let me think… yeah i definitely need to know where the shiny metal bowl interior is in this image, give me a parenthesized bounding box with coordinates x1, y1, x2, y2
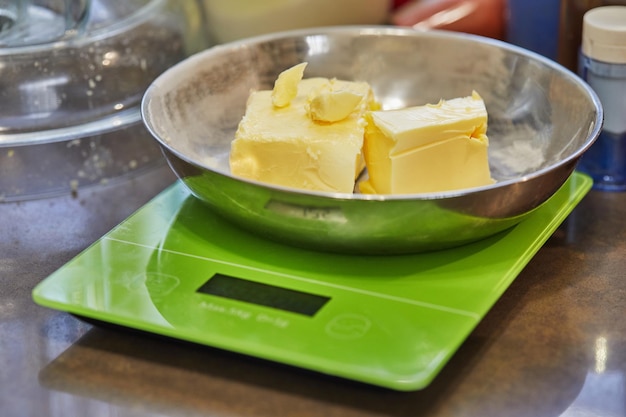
(142, 27, 602, 254)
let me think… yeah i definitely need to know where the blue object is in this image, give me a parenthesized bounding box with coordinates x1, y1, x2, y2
(577, 55, 626, 191)
(506, 0, 561, 60)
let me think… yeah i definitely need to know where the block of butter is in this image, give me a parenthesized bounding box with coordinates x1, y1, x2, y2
(360, 91, 495, 194)
(230, 63, 379, 193)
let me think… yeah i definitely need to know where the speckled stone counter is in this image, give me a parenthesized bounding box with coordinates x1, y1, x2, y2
(1, 163, 625, 417)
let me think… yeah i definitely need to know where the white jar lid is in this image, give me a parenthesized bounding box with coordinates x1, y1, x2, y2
(582, 6, 626, 64)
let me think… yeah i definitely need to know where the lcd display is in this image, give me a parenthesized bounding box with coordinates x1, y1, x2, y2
(197, 274, 330, 316)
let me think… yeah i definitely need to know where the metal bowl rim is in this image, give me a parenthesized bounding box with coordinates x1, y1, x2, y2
(141, 26, 604, 202)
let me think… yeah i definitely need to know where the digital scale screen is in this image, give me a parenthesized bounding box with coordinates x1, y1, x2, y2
(32, 173, 591, 391)
(197, 274, 330, 317)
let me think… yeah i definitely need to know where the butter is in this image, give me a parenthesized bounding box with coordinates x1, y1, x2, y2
(272, 62, 307, 108)
(306, 80, 365, 123)
(230, 65, 378, 193)
(360, 92, 494, 194)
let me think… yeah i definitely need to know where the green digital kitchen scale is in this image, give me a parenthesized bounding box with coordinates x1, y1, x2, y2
(33, 172, 591, 391)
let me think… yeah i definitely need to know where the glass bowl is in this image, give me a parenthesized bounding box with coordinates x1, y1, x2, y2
(0, 0, 210, 201)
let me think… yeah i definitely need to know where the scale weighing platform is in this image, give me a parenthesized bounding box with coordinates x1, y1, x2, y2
(33, 172, 591, 391)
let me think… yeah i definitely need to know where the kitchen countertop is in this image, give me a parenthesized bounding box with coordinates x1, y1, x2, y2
(1, 162, 625, 417)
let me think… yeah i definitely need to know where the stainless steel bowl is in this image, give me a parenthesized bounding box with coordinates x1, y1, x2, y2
(141, 27, 602, 254)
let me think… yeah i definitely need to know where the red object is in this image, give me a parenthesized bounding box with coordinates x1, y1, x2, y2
(391, 0, 505, 40)
(392, 0, 413, 9)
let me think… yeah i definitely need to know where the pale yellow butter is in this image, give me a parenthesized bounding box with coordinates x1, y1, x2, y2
(272, 62, 307, 108)
(306, 80, 365, 123)
(360, 92, 494, 194)
(230, 67, 378, 193)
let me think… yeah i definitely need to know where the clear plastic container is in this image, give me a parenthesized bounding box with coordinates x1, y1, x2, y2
(0, 0, 210, 201)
